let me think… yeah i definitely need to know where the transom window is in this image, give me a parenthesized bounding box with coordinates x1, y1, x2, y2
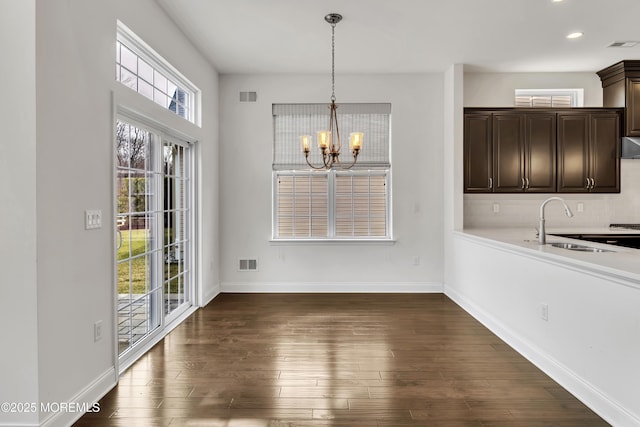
(116, 21, 199, 124)
(515, 88, 584, 108)
(272, 103, 392, 240)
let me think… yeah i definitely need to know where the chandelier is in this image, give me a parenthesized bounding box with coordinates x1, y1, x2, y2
(301, 13, 363, 169)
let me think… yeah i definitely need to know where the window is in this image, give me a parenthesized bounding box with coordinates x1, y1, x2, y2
(515, 88, 584, 108)
(272, 103, 391, 240)
(116, 21, 199, 124)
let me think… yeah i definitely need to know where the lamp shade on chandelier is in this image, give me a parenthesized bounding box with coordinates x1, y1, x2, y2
(301, 13, 362, 169)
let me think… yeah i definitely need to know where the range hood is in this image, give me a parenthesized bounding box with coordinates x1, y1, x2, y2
(621, 137, 640, 159)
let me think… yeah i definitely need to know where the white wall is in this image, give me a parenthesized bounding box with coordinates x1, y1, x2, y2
(464, 72, 603, 107)
(219, 74, 444, 291)
(0, 1, 220, 426)
(0, 1, 39, 426)
(463, 71, 640, 229)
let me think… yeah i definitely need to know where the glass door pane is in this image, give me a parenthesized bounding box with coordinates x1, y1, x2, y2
(163, 141, 192, 320)
(116, 121, 162, 356)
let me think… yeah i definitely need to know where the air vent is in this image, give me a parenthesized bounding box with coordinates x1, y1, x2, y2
(238, 258, 258, 271)
(239, 91, 257, 102)
(607, 41, 639, 48)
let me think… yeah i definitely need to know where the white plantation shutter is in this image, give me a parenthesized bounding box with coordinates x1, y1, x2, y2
(515, 95, 573, 108)
(276, 173, 328, 238)
(335, 172, 388, 237)
(514, 89, 583, 108)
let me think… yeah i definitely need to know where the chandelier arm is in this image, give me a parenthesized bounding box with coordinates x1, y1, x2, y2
(305, 152, 330, 170)
(331, 102, 341, 153)
(324, 151, 335, 168)
(340, 151, 360, 170)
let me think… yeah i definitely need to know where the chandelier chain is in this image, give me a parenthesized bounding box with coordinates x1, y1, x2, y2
(331, 21, 336, 102)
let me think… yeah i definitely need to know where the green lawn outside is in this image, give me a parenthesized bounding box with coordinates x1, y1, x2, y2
(118, 229, 183, 295)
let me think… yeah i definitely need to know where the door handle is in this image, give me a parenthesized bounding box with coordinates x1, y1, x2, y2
(489, 177, 493, 189)
(522, 177, 526, 189)
(116, 230, 123, 250)
(590, 178, 595, 189)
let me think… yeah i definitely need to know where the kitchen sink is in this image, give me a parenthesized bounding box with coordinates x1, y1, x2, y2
(548, 242, 614, 253)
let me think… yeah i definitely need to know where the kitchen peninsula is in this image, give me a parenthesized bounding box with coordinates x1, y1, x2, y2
(447, 226, 640, 427)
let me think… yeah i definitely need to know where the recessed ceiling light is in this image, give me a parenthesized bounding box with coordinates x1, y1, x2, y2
(567, 32, 584, 39)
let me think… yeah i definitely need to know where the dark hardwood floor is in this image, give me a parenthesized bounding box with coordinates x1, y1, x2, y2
(74, 293, 609, 426)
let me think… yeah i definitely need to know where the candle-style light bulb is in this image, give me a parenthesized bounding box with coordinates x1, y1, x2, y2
(349, 132, 363, 152)
(317, 131, 331, 151)
(300, 135, 311, 153)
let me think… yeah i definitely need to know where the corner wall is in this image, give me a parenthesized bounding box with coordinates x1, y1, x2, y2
(0, 1, 39, 425)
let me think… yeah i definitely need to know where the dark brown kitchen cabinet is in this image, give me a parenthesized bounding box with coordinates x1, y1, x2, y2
(626, 77, 640, 136)
(464, 112, 492, 192)
(464, 109, 555, 193)
(464, 108, 621, 194)
(493, 112, 556, 193)
(597, 60, 640, 136)
(557, 111, 620, 193)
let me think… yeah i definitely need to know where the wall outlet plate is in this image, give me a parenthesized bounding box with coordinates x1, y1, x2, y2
(541, 303, 549, 321)
(94, 320, 103, 342)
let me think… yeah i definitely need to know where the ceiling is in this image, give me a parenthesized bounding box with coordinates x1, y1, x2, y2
(155, 0, 640, 74)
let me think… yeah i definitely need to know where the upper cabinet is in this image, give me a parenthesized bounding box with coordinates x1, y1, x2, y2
(464, 108, 621, 194)
(492, 112, 556, 193)
(464, 112, 493, 193)
(597, 60, 640, 136)
(557, 111, 620, 193)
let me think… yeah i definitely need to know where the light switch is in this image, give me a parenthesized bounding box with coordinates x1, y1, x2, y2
(85, 210, 102, 230)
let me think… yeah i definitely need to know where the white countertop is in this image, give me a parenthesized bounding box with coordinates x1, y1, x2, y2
(455, 227, 640, 286)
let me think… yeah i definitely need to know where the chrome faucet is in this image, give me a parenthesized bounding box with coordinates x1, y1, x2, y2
(539, 197, 574, 244)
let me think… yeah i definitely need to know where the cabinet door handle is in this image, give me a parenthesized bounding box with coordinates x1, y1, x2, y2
(525, 177, 530, 189)
(591, 178, 595, 189)
(522, 177, 526, 189)
(586, 178, 591, 189)
(489, 177, 493, 189)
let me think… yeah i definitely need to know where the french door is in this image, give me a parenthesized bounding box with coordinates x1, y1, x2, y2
(115, 118, 193, 360)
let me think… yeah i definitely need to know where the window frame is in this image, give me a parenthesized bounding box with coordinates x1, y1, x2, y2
(272, 168, 393, 242)
(116, 20, 201, 126)
(514, 88, 584, 108)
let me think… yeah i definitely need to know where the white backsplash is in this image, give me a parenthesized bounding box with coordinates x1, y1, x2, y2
(464, 160, 640, 229)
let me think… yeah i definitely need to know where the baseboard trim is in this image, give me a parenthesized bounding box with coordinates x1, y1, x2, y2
(220, 282, 443, 293)
(202, 282, 221, 306)
(40, 366, 116, 427)
(444, 284, 640, 427)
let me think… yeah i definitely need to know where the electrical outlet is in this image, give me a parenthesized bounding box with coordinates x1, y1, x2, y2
(577, 202, 584, 213)
(94, 320, 103, 342)
(492, 203, 500, 213)
(412, 256, 421, 266)
(540, 303, 549, 321)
